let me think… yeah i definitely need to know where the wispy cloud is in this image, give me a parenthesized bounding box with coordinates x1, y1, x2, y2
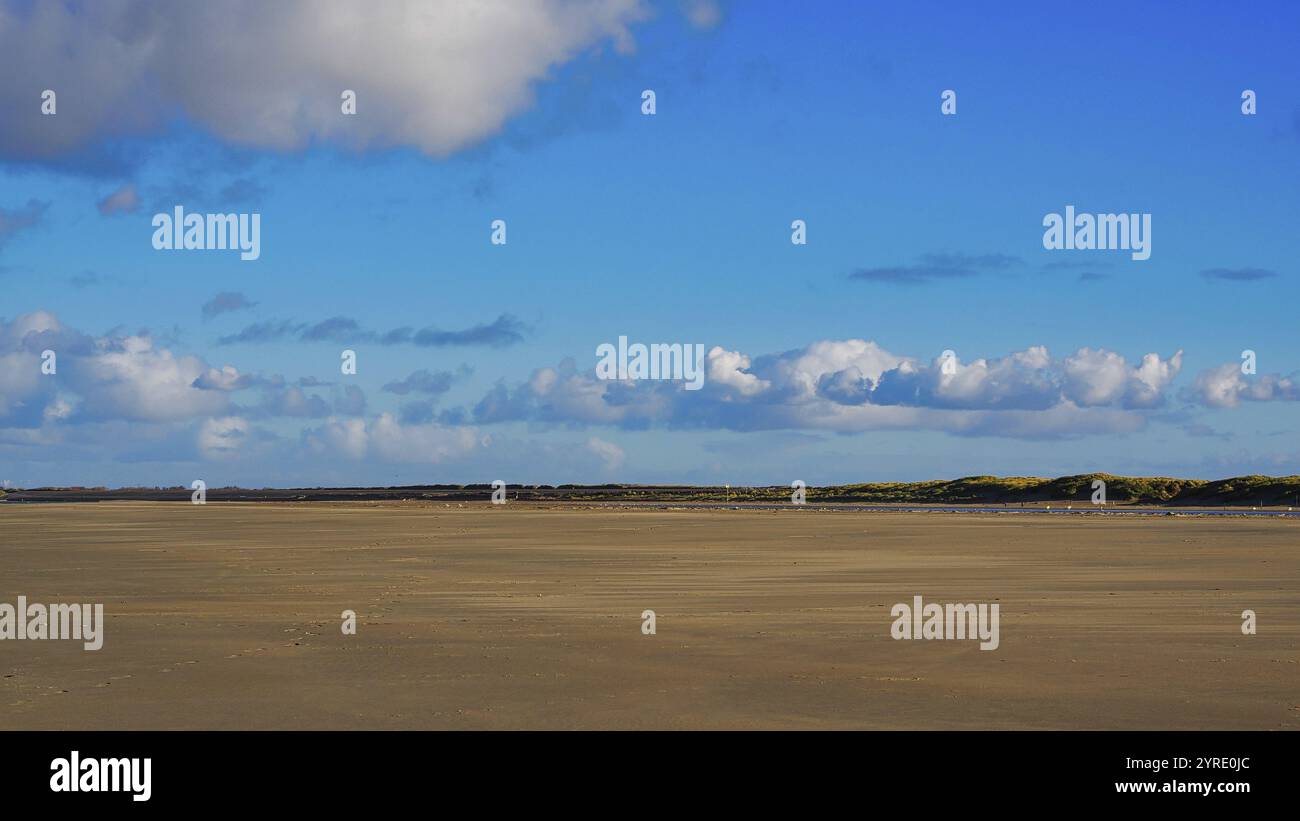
(96, 183, 140, 216)
(850, 252, 1021, 285)
(382, 366, 472, 396)
(0, 199, 49, 248)
(216, 320, 303, 345)
(1200, 267, 1279, 281)
(217, 314, 528, 348)
(218, 177, 267, 204)
(201, 291, 257, 320)
(301, 317, 367, 343)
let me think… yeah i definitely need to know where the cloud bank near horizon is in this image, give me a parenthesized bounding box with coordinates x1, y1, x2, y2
(4, 310, 1293, 481)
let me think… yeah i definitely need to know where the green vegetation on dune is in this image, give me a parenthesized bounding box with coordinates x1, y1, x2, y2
(1167, 475, 1300, 507)
(802, 473, 1300, 506)
(651, 473, 1300, 506)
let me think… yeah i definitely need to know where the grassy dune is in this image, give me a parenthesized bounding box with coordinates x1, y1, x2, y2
(613, 473, 1300, 506)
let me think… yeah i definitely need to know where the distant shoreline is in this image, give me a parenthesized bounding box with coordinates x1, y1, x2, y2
(4, 473, 1299, 508)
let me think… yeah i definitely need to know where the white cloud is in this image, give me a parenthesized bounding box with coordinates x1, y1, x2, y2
(0, 0, 649, 161)
(71, 335, 231, 422)
(1062, 347, 1182, 408)
(0, 312, 365, 429)
(472, 339, 1188, 439)
(681, 0, 722, 29)
(586, 436, 626, 470)
(198, 416, 250, 458)
(922, 346, 1056, 409)
(371, 413, 480, 463)
(304, 413, 480, 464)
(305, 417, 369, 460)
(0, 313, 230, 424)
(772, 339, 908, 401)
(1128, 350, 1184, 407)
(1189, 362, 1299, 408)
(706, 346, 769, 397)
(0, 309, 63, 346)
(193, 365, 248, 392)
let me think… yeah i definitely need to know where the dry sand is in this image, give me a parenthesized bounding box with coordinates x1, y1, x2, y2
(1, 501, 1297, 729)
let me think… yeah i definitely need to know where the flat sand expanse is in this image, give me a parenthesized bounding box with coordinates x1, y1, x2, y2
(2, 502, 1297, 729)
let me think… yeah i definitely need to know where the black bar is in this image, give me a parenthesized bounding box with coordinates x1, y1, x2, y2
(2, 730, 1285, 809)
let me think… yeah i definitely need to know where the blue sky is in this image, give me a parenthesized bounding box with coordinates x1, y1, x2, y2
(1, 0, 1298, 488)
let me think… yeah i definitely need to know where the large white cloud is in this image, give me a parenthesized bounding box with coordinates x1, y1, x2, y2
(0, 311, 82, 423)
(472, 339, 1187, 438)
(0, 0, 648, 162)
(1062, 347, 1183, 408)
(1188, 362, 1300, 408)
(0, 311, 320, 426)
(769, 339, 905, 401)
(66, 335, 231, 422)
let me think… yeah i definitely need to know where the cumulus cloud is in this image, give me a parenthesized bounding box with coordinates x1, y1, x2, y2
(1061, 348, 1183, 409)
(707, 347, 770, 397)
(0, 328, 54, 421)
(777, 339, 904, 400)
(68, 334, 233, 422)
(470, 338, 1185, 438)
(198, 416, 250, 458)
(0, 0, 648, 164)
(0, 311, 502, 476)
(192, 365, 250, 392)
(0, 311, 340, 427)
(0, 312, 234, 426)
(0, 308, 1243, 479)
(1187, 363, 1300, 408)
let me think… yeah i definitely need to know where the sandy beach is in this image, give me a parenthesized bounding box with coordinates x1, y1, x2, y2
(2, 502, 1296, 729)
